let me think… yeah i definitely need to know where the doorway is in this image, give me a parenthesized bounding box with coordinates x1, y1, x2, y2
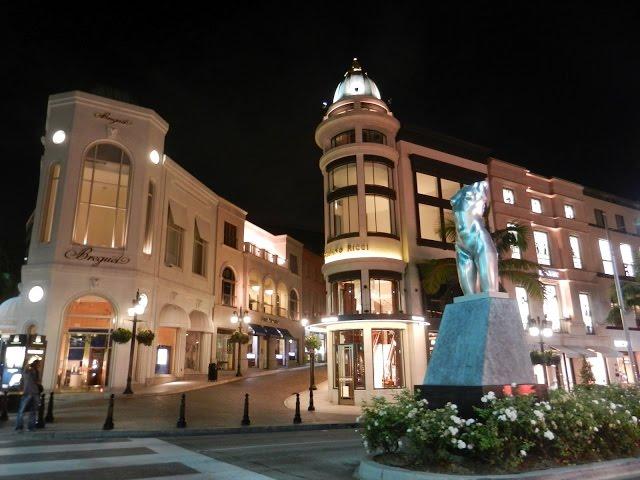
(337, 344, 355, 405)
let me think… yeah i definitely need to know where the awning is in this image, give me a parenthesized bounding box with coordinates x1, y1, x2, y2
(195, 216, 211, 242)
(158, 304, 190, 329)
(188, 310, 214, 333)
(588, 346, 623, 358)
(551, 345, 596, 358)
(277, 328, 295, 340)
(168, 200, 188, 229)
(263, 326, 282, 337)
(248, 324, 267, 336)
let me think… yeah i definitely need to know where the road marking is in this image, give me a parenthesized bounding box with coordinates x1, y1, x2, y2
(196, 438, 362, 452)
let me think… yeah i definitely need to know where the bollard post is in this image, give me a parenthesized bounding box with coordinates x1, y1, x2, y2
(176, 393, 187, 428)
(308, 387, 315, 411)
(45, 392, 54, 423)
(103, 394, 115, 430)
(241, 393, 251, 426)
(293, 392, 302, 424)
(36, 393, 46, 429)
(0, 392, 8, 421)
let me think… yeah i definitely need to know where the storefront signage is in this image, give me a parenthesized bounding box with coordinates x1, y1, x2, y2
(94, 112, 133, 126)
(324, 242, 369, 258)
(65, 247, 130, 267)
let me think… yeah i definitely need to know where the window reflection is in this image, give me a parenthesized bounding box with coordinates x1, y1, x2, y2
(331, 279, 361, 314)
(369, 278, 399, 314)
(334, 329, 365, 389)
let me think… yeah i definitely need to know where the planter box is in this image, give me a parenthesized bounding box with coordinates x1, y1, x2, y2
(357, 456, 640, 480)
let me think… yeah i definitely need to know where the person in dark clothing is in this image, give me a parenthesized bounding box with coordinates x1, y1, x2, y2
(15, 359, 42, 431)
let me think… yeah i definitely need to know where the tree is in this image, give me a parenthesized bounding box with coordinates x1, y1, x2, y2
(579, 355, 596, 385)
(606, 252, 640, 327)
(418, 220, 545, 305)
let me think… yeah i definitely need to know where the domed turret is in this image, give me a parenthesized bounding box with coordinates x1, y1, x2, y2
(332, 58, 381, 103)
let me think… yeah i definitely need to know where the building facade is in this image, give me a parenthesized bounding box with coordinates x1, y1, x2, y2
(0, 91, 318, 391)
(314, 59, 640, 405)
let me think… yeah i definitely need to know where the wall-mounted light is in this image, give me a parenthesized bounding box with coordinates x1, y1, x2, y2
(52, 130, 66, 144)
(149, 150, 160, 165)
(28, 286, 44, 303)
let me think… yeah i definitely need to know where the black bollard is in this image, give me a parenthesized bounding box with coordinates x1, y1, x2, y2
(36, 393, 46, 429)
(0, 392, 8, 421)
(103, 394, 115, 430)
(308, 387, 315, 412)
(241, 393, 251, 426)
(176, 393, 187, 428)
(293, 393, 302, 424)
(45, 392, 54, 423)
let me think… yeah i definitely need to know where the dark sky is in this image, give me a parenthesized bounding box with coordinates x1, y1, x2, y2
(3, 3, 640, 270)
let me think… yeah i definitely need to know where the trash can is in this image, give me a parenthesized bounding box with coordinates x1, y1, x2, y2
(208, 363, 218, 382)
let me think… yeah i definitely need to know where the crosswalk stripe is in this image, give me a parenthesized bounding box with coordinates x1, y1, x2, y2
(0, 440, 135, 456)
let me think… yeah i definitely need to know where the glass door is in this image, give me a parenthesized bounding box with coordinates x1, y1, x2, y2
(337, 344, 355, 405)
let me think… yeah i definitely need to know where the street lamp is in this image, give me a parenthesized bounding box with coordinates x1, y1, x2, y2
(230, 307, 251, 377)
(528, 316, 553, 387)
(123, 290, 147, 395)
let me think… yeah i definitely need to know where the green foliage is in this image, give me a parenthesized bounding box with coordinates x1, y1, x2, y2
(304, 335, 322, 351)
(580, 356, 596, 385)
(606, 251, 640, 326)
(530, 350, 560, 366)
(230, 331, 250, 344)
(135, 329, 155, 346)
(359, 386, 640, 472)
(111, 327, 132, 344)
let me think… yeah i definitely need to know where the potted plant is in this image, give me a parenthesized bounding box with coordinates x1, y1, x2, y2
(230, 331, 250, 344)
(136, 329, 155, 346)
(530, 350, 559, 366)
(111, 327, 132, 344)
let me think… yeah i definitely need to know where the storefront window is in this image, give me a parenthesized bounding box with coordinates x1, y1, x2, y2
(372, 329, 404, 389)
(333, 330, 365, 389)
(155, 327, 176, 374)
(369, 278, 399, 314)
(331, 278, 362, 314)
(184, 332, 201, 373)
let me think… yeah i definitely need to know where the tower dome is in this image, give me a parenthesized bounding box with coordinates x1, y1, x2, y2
(332, 58, 381, 103)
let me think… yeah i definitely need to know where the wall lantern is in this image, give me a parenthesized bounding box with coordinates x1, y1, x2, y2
(149, 150, 160, 165)
(52, 130, 66, 144)
(28, 286, 45, 303)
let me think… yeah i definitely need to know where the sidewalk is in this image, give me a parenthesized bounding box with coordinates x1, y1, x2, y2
(284, 381, 361, 416)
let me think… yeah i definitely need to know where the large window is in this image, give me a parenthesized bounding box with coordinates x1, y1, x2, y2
(620, 243, 634, 276)
(142, 182, 155, 254)
(534, 231, 551, 265)
(569, 235, 582, 269)
(73, 143, 130, 248)
(192, 222, 207, 276)
(415, 172, 464, 244)
(223, 222, 237, 249)
(329, 196, 359, 238)
(372, 329, 404, 389)
(333, 330, 365, 389)
(598, 239, 614, 274)
(330, 130, 356, 148)
(616, 214, 626, 232)
(328, 161, 357, 191)
(564, 204, 575, 219)
(416, 173, 438, 197)
(165, 206, 183, 267)
(418, 204, 441, 241)
(531, 198, 542, 214)
(221, 267, 235, 306)
(579, 293, 594, 335)
(543, 284, 561, 332)
(362, 129, 386, 144)
(502, 188, 515, 205)
(369, 277, 400, 314)
(364, 158, 393, 187)
(508, 222, 521, 259)
(365, 195, 396, 235)
(514, 287, 530, 329)
(594, 209, 606, 227)
(40, 163, 61, 243)
(289, 290, 298, 320)
(331, 277, 362, 314)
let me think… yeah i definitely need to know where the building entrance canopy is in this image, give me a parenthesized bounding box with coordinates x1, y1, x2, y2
(550, 345, 596, 358)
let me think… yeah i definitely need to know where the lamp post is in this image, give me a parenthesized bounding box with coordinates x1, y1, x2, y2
(301, 318, 317, 390)
(123, 290, 147, 395)
(231, 307, 251, 377)
(528, 316, 553, 387)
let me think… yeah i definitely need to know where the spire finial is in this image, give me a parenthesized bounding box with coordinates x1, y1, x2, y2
(350, 57, 362, 73)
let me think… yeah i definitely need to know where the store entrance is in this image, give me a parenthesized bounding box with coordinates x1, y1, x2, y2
(58, 295, 114, 390)
(337, 344, 355, 405)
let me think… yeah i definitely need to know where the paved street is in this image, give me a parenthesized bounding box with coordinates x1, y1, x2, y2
(0, 429, 364, 479)
(0, 366, 357, 434)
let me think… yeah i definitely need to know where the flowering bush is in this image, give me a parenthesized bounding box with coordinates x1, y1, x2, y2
(359, 385, 640, 472)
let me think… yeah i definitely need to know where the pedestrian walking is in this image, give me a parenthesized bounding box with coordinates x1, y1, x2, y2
(15, 359, 42, 432)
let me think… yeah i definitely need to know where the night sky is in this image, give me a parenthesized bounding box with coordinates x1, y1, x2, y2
(3, 3, 640, 276)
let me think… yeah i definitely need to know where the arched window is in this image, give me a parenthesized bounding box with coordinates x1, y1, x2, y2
(73, 143, 131, 248)
(41, 163, 61, 243)
(221, 267, 235, 306)
(289, 290, 298, 320)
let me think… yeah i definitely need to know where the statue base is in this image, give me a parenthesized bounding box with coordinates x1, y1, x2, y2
(417, 293, 542, 416)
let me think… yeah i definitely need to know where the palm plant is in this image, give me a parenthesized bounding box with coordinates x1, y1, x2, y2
(418, 220, 545, 306)
(605, 253, 640, 326)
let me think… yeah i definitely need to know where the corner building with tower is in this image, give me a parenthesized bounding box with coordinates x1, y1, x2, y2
(314, 59, 640, 406)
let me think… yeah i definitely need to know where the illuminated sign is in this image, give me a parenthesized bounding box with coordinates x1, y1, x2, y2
(324, 242, 369, 257)
(65, 247, 130, 267)
(323, 239, 403, 264)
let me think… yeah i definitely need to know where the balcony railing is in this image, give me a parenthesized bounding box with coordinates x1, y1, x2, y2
(243, 242, 288, 268)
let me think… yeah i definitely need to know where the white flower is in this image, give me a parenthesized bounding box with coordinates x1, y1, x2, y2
(356, 416, 361, 422)
(530, 420, 537, 425)
(466, 418, 475, 426)
(535, 428, 540, 433)
(450, 415, 463, 425)
(451, 439, 457, 445)
(398, 440, 403, 448)
(467, 443, 474, 450)
(406, 428, 412, 433)
(487, 391, 496, 400)
(543, 403, 551, 411)
(505, 407, 518, 421)
(592, 400, 599, 405)
(533, 410, 545, 420)
(498, 414, 507, 421)
(520, 450, 527, 457)
(511, 382, 517, 387)
(448, 426, 459, 436)
(419, 399, 428, 406)
(610, 403, 617, 411)
(543, 430, 555, 440)
(457, 440, 466, 449)
(593, 427, 599, 432)
(449, 403, 458, 411)
(633, 416, 638, 424)
(481, 395, 488, 403)
(363, 440, 369, 448)
(374, 420, 379, 426)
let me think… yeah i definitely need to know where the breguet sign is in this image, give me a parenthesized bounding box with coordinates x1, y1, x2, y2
(94, 112, 133, 126)
(324, 242, 369, 258)
(65, 247, 130, 267)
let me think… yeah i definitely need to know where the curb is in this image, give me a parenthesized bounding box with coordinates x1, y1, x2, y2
(1, 422, 359, 441)
(356, 456, 640, 480)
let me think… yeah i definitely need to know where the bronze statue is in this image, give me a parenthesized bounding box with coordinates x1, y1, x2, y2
(450, 180, 499, 295)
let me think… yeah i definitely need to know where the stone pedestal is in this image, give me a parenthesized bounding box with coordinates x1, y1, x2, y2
(416, 293, 541, 416)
